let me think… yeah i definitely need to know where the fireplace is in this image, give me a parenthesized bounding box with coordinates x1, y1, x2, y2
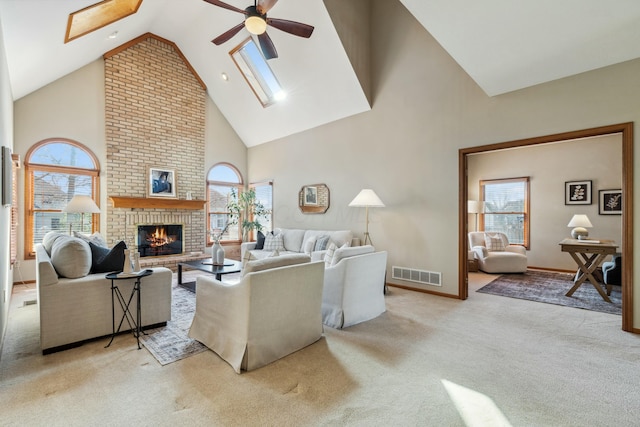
(137, 224, 184, 257)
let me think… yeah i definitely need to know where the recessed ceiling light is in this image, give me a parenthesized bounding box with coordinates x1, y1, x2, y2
(108, 31, 118, 39)
(221, 72, 229, 81)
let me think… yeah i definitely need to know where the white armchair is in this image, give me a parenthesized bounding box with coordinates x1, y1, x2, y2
(321, 247, 387, 329)
(188, 255, 325, 373)
(468, 232, 527, 273)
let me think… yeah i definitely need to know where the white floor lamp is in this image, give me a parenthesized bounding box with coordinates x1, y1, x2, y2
(63, 195, 101, 234)
(349, 189, 385, 246)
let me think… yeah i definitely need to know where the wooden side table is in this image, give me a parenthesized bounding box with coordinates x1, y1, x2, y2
(105, 269, 153, 349)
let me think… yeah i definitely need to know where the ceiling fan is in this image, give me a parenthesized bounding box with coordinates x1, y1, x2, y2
(203, 0, 314, 60)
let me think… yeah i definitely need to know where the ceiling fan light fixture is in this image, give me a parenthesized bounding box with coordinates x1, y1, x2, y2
(245, 15, 267, 35)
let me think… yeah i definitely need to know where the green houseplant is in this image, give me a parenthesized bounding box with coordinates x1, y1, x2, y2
(227, 188, 270, 241)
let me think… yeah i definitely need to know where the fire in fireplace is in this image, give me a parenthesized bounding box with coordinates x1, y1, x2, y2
(137, 224, 184, 257)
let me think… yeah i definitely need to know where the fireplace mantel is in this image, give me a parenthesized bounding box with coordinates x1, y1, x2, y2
(109, 196, 205, 210)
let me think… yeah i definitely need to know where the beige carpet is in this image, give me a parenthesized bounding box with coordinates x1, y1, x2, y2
(1, 271, 639, 426)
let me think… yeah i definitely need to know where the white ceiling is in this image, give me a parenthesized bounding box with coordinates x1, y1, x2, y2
(2, 0, 640, 147)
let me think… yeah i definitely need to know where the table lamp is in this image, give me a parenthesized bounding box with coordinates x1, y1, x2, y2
(468, 200, 479, 231)
(567, 214, 592, 239)
(349, 189, 385, 245)
(63, 195, 101, 234)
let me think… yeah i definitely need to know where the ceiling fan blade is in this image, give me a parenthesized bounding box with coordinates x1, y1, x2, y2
(257, 0, 278, 15)
(258, 32, 278, 60)
(202, 0, 246, 14)
(212, 22, 245, 45)
(266, 18, 314, 38)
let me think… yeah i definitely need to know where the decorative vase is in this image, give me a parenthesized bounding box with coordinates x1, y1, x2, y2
(132, 251, 141, 272)
(216, 244, 225, 265)
(212, 241, 224, 265)
(122, 249, 133, 274)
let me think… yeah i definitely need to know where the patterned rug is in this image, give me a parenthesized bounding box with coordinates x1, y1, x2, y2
(477, 270, 622, 315)
(140, 286, 206, 365)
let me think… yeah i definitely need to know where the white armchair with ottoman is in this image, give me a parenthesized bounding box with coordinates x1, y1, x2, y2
(188, 254, 325, 373)
(320, 245, 387, 329)
(468, 231, 528, 273)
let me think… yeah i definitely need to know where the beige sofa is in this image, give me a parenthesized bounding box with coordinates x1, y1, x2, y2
(189, 254, 324, 373)
(36, 239, 172, 354)
(241, 228, 354, 261)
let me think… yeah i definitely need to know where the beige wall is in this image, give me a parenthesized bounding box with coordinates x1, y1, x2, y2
(468, 134, 623, 270)
(248, 0, 640, 326)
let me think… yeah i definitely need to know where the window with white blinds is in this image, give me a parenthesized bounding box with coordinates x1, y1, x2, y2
(480, 177, 530, 248)
(250, 181, 273, 234)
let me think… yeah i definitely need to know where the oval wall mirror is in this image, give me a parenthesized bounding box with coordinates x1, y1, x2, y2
(298, 184, 330, 214)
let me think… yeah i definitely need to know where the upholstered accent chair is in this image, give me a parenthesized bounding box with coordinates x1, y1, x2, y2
(468, 232, 528, 274)
(602, 253, 622, 295)
(188, 255, 325, 373)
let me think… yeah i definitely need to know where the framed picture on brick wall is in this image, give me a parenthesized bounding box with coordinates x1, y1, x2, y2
(148, 167, 177, 198)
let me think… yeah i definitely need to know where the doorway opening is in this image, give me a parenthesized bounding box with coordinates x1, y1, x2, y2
(459, 123, 634, 332)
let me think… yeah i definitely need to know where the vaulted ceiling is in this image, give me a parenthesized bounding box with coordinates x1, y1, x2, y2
(2, 0, 640, 147)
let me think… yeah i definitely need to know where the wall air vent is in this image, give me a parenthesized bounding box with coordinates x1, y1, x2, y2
(392, 266, 442, 287)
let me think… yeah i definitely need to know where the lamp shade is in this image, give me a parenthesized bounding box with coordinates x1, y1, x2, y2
(468, 200, 479, 214)
(349, 189, 385, 207)
(63, 195, 100, 213)
(567, 214, 592, 228)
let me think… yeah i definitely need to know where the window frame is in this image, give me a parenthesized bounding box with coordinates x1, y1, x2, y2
(206, 162, 243, 245)
(24, 138, 100, 259)
(249, 180, 273, 238)
(479, 176, 530, 249)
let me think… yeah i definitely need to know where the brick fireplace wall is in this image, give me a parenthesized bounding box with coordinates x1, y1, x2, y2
(104, 35, 207, 262)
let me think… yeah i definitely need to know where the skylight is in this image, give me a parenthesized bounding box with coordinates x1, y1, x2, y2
(230, 38, 286, 108)
(65, 0, 142, 43)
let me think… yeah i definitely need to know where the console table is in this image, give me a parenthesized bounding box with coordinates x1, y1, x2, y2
(105, 269, 153, 349)
(559, 238, 617, 303)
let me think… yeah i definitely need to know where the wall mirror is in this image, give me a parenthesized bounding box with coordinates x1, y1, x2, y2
(299, 184, 330, 214)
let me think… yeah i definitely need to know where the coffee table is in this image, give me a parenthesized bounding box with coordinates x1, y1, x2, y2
(178, 259, 242, 292)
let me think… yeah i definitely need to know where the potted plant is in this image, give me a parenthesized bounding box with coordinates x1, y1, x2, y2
(227, 188, 270, 241)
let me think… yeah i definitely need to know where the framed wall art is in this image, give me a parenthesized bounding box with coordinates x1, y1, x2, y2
(298, 184, 330, 214)
(599, 189, 622, 215)
(303, 185, 318, 206)
(565, 180, 592, 205)
(148, 167, 177, 198)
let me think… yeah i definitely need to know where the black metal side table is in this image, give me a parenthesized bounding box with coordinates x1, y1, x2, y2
(105, 269, 153, 349)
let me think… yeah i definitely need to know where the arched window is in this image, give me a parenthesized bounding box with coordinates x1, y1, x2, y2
(24, 139, 100, 258)
(207, 163, 243, 244)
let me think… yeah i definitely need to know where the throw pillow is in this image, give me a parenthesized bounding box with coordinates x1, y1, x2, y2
(255, 231, 266, 250)
(50, 236, 92, 279)
(331, 244, 371, 267)
(73, 231, 108, 248)
(303, 236, 317, 255)
(89, 241, 127, 273)
(42, 231, 69, 255)
(314, 235, 330, 251)
(263, 232, 285, 251)
(324, 242, 337, 267)
(242, 249, 256, 266)
(484, 234, 506, 252)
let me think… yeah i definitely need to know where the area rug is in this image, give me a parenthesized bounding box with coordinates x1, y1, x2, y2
(140, 286, 206, 365)
(477, 270, 622, 315)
